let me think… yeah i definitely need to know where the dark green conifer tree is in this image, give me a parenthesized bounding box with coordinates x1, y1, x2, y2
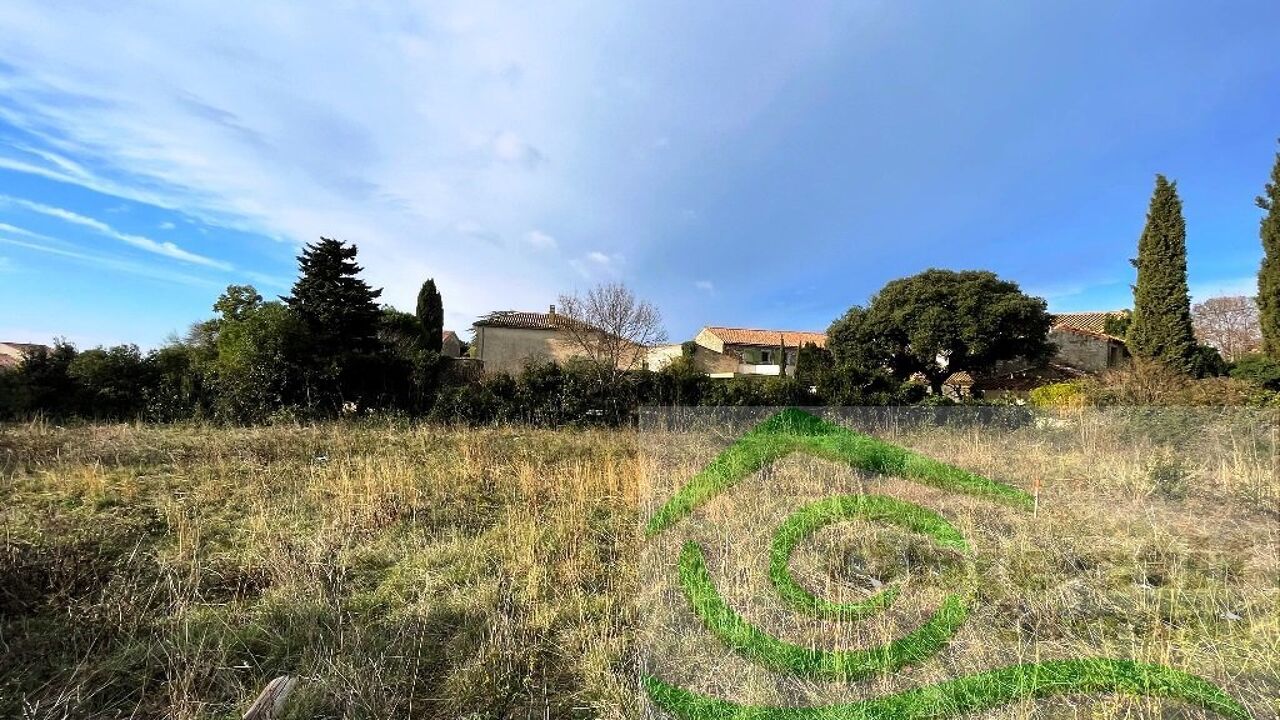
(1257, 141, 1280, 357)
(416, 279, 444, 352)
(283, 238, 383, 410)
(1127, 175, 1198, 372)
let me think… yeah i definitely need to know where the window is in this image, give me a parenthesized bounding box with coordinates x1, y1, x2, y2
(758, 349, 772, 364)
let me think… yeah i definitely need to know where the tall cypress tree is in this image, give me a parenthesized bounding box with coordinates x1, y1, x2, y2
(1127, 175, 1198, 372)
(1258, 140, 1280, 357)
(416, 279, 444, 353)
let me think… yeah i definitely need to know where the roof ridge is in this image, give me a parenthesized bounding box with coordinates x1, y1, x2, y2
(704, 325, 826, 334)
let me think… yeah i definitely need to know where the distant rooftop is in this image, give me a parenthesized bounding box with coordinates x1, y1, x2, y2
(473, 309, 576, 331)
(0, 341, 51, 369)
(702, 326, 827, 348)
(1050, 310, 1128, 340)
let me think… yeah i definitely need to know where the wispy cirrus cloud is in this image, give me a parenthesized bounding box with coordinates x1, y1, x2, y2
(0, 3, 842, 338)
(0, 195, 230, 269)
(0, 234, 219, 288)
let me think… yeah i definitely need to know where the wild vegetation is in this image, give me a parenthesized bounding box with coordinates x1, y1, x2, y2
(642, 410, 1257, 718)
(2, 407, 1275, 718)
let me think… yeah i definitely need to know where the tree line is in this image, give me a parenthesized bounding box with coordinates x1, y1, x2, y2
(3, 143, 1279, 423)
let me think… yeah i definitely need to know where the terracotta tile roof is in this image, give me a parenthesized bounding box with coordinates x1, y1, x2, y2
(442, 330, 460, 342)
(473, 310, 580, 330)
(702, 326, 827, 348)
(1050, 310, 1129, 342)
(943, 371, 974, 386)
(1051, 324, 1125, 343)
(1050, 311, 1126, 334)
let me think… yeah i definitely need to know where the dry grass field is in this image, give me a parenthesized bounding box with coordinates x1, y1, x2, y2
(1, 410, 1276, 719)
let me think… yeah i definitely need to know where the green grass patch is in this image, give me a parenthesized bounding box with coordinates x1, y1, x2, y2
(770, 494, 966, 620)
(642, 657, 1251, 720)
(679, 541, 969, 681)
(645, 409, 1031, 537)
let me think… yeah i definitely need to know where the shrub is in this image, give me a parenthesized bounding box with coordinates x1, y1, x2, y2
(1190, 344, 1229, 378)
(1230, 353, 1280, 390)
(1081, 359, 1275, 407)
(1028, 382, 1085, 408)
(653, 356, 708, 406)
(1147, 455, 1190, 499)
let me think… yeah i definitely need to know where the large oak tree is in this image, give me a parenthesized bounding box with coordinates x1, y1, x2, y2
(827, 268, 1052, 393)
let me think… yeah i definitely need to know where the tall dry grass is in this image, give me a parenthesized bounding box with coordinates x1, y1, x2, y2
(1, 410, 1276, 719)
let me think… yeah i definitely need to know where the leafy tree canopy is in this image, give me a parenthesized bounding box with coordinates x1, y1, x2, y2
(213, 284, 263, 323)
(827, 269, 1052, 390)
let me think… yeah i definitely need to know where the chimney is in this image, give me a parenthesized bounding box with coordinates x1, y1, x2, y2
(549, 304, 556, 315)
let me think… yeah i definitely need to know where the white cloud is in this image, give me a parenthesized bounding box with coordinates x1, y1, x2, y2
(0, 195, 230, 269)
(571, 250, 625, 279)
(490, 130, 545, 168)
(0, 221, 57, 242)
(0, 235, 219, 288)
(525, 229, 557, 250)
(159, 221, 176, 230)
(695, 279, 714, 292)
(0, 3, 836, 329)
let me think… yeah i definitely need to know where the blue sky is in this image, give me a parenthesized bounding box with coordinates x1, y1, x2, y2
(0, 2, 1277, 348)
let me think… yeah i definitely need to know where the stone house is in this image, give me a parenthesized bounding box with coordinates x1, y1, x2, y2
(441, 330, 463, 358)
(1049, 311, 1129, 373)
(644, 342, 739, 375)
(649, 326, 827, 378)
(471, 306, 642, 375)
(937, 311, 1127, 399)
(0, 342, 49, 370)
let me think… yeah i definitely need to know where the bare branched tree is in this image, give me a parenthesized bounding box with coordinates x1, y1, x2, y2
(557, 282, 666, 380)
(1191, 295, 1262, 362)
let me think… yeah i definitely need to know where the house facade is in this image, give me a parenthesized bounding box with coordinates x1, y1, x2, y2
(471, 306, 643, 375)
(471, 308, 585, 374)
(1049, 311, 1129, 373)
(441, 330, 463, 358)
(644, 342, 739, 375)
(647, 326, 826, 378)
(0, 342, 49, 370)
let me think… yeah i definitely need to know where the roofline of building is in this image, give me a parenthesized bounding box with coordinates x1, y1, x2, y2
(702, 325, 827, 335)
(1050, 322, 1125, 343)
